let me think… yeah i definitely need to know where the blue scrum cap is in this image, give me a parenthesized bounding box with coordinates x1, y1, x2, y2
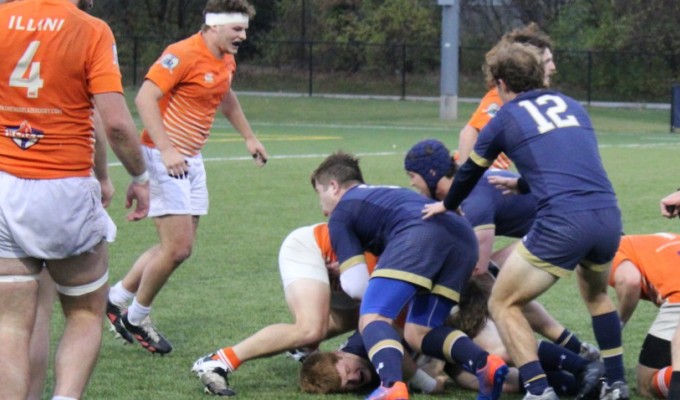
(404, 139, 453, 199)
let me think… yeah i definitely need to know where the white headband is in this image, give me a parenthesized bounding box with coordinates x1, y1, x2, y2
(205, 12, 249, 26)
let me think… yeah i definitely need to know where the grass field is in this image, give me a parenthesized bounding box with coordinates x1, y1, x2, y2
(42, 94, 680, 399)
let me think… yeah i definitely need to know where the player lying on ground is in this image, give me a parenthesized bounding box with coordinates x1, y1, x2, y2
(299, 275, 604, 399)
(191, 223, 374, 396)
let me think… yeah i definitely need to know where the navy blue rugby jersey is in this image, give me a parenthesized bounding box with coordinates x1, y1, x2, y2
(328, 184, 471, 265)
(339, 330, 367, 358)
(471, 89, 618, 214)
(462, 169, 536, 238)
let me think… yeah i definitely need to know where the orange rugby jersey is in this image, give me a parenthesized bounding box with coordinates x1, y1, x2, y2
(315, 223, 405, 326)
(0, 0, 123, 179)
(313, 223, 377, 275)
(140, 32, 236, 156)
(610, 233, 680, 305)
(467, 87, 511, 170)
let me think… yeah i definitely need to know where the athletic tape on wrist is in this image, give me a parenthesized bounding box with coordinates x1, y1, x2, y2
(408, 368, 437, 393)
(132, 170, 149, 184)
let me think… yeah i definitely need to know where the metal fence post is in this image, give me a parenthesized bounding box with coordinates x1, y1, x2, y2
(671, 84, 680, 132)
(133, 36, 138, 88)
(438, 0, 459, 120)
(587, 50, 592, 106)
(401, 43, 406, 100)
(308, 40, 313, 97)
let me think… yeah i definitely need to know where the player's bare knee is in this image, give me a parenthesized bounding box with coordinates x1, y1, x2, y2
(358, 313, 389, 332)
(296, 325, 327, 345)
(403, 328, 425, 353)
(488, 294, 506, 320)
(169, 245, 192, 265)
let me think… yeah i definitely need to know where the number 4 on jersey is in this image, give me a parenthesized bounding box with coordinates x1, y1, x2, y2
(10, 41, 44, 98)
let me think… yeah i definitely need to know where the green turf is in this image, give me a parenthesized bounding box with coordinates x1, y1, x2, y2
(41, 94, 680, 399)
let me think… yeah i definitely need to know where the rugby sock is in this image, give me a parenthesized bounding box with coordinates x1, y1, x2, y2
(215, 347, 241, 371)
(420, 326, 487, 373)
(362, 320, 404, 387)
(126, 298, 151, 326)
(408, 368, 437, 393)
(668, 371, 680, 399)
(52, 397, 78, 400)
(519, 361, 549, 395)
(592, 311, 625, 384)
(537, 340, 589, 374)
(554, 328, 583, 354)
(652, 366, 672, 398)
(109, 281, 134, 306)
(545, 370, 578, 396)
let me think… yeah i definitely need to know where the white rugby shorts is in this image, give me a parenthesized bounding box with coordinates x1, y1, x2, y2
(649, 302, 680, 341)
(144, 146, 209, 217)
(105, 211, 117, 243)
(0, 171, 108, 259)
(278, 224, 358, 310)
(279, 224, 330, 287)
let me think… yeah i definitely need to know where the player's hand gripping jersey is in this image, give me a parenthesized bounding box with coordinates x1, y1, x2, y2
(461, 169, 536, 238)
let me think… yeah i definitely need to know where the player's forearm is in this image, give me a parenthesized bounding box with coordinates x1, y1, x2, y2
(458, 124, 479, 165)
(94, 93, 146, 177)
(221, 90, 256, 141)
(108, 132, 147, 178)
(473, 229, 495, 276)
(92, 111, 109, 181)
(227, 110, 255, 141)
(136, 98, 174, 152)
(615, 285, 640, 325)
(443, 159, 486, 210)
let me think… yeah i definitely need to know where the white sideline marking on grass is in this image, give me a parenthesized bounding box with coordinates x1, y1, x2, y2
(600, 142, 680, 149)
(108, 142, 680, 167)
(108, 151, 400, 167)
(204, 151, 400, 163)
(211, 121, 451, 132)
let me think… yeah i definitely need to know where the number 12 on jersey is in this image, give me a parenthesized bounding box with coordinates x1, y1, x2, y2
(518, 95, 579, 134)
(10, 41, 44, 98)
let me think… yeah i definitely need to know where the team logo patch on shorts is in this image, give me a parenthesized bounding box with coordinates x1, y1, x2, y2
(159, 53, 179, 72)
(4, 120, 44, 150)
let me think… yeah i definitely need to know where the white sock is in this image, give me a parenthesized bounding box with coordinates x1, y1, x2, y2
(127, 298, 151, 326)
(109, 281, 134, 307)
(52, 396, 78, 400)
(408, 368, 437, 393)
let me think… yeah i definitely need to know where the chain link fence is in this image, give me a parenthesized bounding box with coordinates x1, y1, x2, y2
(117, 35, 678, 104)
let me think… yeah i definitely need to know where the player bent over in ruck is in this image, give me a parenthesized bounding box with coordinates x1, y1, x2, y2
(309, 152, 508, 400)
